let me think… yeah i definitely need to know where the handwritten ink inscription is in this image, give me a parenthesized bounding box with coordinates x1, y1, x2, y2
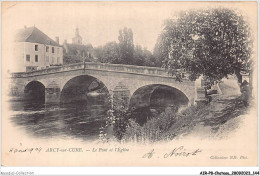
(8, 145, 130, 154)
(9, 147, 42, 154)
(142, 146, 202, 159)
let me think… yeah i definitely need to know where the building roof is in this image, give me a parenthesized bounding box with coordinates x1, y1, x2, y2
(15, 26, 60, 47)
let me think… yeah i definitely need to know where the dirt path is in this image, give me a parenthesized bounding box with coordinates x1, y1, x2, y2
(177, 77, 250, 140)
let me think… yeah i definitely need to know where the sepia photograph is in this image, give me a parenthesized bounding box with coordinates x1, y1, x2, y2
(1, 1, 258, 172)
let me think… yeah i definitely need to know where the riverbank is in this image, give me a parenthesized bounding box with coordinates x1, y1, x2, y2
(119, 77, 251, 143)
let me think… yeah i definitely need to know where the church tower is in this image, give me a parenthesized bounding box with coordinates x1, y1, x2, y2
(72, 27, 82, 45)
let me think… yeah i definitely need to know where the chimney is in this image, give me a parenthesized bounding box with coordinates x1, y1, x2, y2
(55, 37, 59, 45)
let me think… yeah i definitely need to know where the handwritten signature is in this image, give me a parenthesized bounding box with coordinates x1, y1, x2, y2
(9, 147, 42, 154)
(142, 146, 202, 159)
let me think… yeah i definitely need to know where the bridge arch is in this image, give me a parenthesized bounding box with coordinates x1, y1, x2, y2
(24, 80, 45, 102)
(129, 84, 189, 110)
(130, 84, 188, 110)
(128, 84, 189, 125)
(60, 75, 110, 104)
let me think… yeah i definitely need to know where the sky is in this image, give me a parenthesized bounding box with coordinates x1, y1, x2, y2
(2, 2, 257, 52)
(3, 2, 180, 52)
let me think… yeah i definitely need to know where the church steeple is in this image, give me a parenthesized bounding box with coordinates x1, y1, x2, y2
(72, 27, 82, 44)
(75, 27, 80, 36)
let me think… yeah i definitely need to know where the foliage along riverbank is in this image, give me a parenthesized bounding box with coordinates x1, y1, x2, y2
(122, 94, 248, 143)
(98, 91, 249, 144)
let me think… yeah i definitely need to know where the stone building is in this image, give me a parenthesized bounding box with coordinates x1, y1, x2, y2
(63, 28, 94, 64)
(14, 26, 63, 72)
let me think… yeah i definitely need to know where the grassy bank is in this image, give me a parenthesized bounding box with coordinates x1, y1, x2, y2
(120, 94, 248, 144)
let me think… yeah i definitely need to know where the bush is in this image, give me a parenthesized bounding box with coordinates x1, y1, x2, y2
(122, 107, 178, 143)
(122, 104, 208, 143)
(113, 110, 130, 140)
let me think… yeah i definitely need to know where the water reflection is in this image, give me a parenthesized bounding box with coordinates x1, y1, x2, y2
(9, 99, 109, 141)
(8, 85, 189, 140)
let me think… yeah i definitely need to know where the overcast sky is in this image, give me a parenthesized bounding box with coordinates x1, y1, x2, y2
(3, 2, 175, 52)
(3, 2, 256, 52)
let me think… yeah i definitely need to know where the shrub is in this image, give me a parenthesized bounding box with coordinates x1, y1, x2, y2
(122, 106, 178, 143)
(122, 104, 208, 143)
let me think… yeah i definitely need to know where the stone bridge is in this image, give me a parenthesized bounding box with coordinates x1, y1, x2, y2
(9, 62, 201, 110)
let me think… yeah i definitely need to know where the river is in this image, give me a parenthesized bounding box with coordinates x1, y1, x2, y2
(7, 87, 186, 141)
(8, 98, 110, 141)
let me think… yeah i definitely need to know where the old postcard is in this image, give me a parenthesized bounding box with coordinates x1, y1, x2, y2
(1, 1, 258, 168)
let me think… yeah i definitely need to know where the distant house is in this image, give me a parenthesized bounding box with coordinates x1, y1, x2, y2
(63, 28, 94, 64)
(14, 26, 63, 72)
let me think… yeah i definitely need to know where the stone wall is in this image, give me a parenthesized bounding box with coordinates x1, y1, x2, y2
(9, 62, 197, 105)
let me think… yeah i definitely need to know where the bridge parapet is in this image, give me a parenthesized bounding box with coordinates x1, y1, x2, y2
(85, 62, 168, 75)
(8, 61, 198, 105)
(10, 62, 188, 79)
(11, 62, 84, 78)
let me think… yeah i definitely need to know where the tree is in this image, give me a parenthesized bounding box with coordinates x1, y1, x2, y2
(133, 45, 145, 66)
(63, 53, 82, 65)
(157, 8, 253, 85)
(118, 27, 135, 65)
(93, 42, 120, 64)
(153, 35, 165, 67)
(142, 48, 158, 67)
(93, 27, 161, 68)
(133, 45, 158, 67)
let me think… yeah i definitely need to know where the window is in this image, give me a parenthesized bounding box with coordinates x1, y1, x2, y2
(57, 57, 60, 64)
(35, 45, 38, 51)
(52, 47, 55, 53)
(35, 55, 38, 62)
(46, 56, 49, 62)
(46, 46, 49, 52)
(26, 55, 30, 61)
